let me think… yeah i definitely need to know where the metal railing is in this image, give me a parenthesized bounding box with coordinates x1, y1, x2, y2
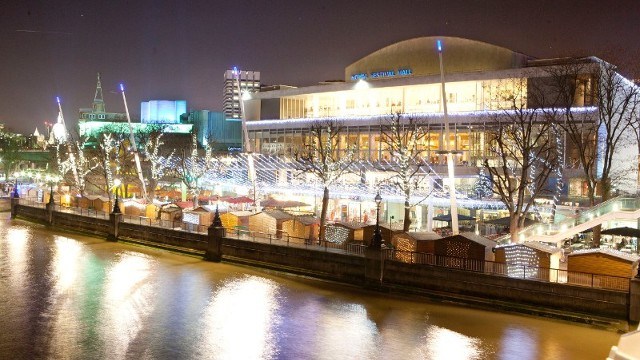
(387, 249, 630, 291)
(15, 199, 631, 291)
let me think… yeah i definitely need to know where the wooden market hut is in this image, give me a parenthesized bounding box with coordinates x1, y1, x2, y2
(182, 206, 215, 227)
(330, 222, 367, 243)
(248, 209, 293, 238)
(423, 232, 497, 271)
(392, 231, 442, 263)
(567, 248, 639, 281)
(282, 215, 319, 244)
(219, 211, 252, 231)
(77, 196, 92, 209)
(158, 203, 182, 222)
(494, 241, 562, 281)
(122, 198, 148, 217)
(91, 196, 111, 213)
(361, 224, 397, 247)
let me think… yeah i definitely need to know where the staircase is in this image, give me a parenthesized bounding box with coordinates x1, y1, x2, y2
(516, 198, 640, 246)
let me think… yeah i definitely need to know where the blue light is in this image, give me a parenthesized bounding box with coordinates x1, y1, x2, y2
(232, 66, 238, 75)
(437, 40, 442, 52)
(120, 83, 125, 92)
(56, 96, 60, 104)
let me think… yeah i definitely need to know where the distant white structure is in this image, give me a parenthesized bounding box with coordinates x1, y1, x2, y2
(49, 107, 67, 144)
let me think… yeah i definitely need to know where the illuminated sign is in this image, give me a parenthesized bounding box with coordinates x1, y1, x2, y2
(350, 68, 413, 81)
(371, 70, 395, 78)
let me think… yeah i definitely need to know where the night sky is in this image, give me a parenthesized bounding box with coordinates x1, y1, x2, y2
(1, 0, 639, 134)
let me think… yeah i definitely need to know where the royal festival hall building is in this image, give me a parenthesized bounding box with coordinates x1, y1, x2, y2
(234, 36, 639, 231)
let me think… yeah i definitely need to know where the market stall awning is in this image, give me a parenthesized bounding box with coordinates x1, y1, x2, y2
(601, 227, 640, 238)
(432, 213, 476, 222)
(261, 198, 310, 208)
(485, 216, 538, 227)
(222, 196, 255, 204)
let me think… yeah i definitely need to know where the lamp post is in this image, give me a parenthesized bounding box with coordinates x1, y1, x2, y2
(112, 179, 122, 214)
(48, 179, 55, 206)
(370, 192, 383, 249)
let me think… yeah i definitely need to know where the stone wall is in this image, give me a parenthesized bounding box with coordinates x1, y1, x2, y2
(384, 260, 630, 319)
(221, 237, 366, 284)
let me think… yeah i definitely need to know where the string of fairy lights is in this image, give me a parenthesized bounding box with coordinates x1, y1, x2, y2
(156, 152, 507, 210)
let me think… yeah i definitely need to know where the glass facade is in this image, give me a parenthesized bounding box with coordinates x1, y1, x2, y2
(278, 79, 525, 119)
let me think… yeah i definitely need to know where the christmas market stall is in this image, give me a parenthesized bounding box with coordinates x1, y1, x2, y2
(392, 231, 442, 263)
(494, 242, 562, 281)
(282, 215, 319, 244)
(567, 249, 639, 289)
(248, 209, 293, 239)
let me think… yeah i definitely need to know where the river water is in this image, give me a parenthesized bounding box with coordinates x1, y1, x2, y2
(0, 215, 621, 360)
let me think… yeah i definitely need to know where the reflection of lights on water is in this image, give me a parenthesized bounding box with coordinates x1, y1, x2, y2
(315, 303, 378, 359)
(52, 236, 82, 294)
(6, 227, 30, 287)
(419, 325, 484, 360)
(47, 236, 84, 358)
(498, 327, 537, 360)
(101, 252, 154, 359)
(199, 276, 280, 359)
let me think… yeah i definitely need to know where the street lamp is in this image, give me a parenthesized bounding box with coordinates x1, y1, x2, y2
(11, 171, 21, 198)
(112, 178, 122, 214)
(46, 175, 55, 205)
(370, 192, 383, 249)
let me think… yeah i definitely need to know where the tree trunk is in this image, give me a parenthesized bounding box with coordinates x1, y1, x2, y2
(587, 188, 601, 248)
(509, 214, 520, 244)
(403, 200, 411, 232)
(318, 187, 330, 244)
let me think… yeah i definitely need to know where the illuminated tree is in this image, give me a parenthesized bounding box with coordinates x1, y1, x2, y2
(473, 167, 493, 200)
(296, 121, 356, 242)
(168, 131, 214, 205)
(136, 124, 173, 202)
(483, 78, 558, 243)
(379, 113, 431, 231)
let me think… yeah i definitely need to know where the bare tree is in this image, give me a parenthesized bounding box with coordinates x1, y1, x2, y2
(296, 121, 356, 242)
(379, 113, 431, 231)
(168, 131, 214, 205)
(483, 78, 558, 242)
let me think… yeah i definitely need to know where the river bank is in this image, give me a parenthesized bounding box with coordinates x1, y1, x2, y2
(0, 216, 624, 359)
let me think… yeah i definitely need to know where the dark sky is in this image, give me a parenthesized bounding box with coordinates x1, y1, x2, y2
(1, 0, 639, 134)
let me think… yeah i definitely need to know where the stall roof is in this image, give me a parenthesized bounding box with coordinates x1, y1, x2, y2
(569, 248, 640, 263)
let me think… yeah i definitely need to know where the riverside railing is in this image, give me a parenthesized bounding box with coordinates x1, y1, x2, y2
(386, 248, 631, 291)
(15, 198, 631, 291)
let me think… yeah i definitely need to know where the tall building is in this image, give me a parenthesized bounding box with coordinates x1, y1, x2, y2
(141, 100, 187, 124)
(223, 69, 260, 119)
(188, 110, 242, 151)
